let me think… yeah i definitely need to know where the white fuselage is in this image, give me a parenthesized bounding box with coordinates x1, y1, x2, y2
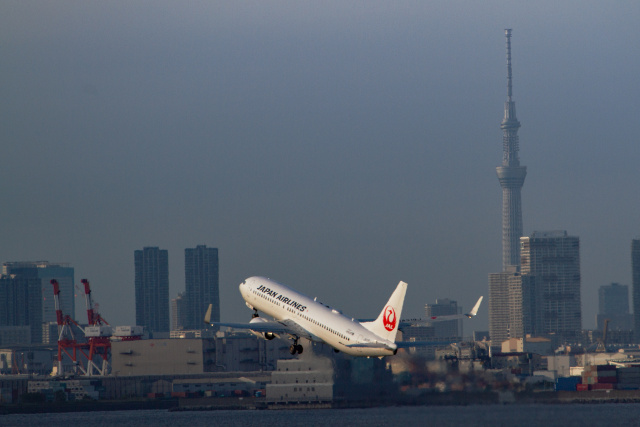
(239, 277, 396, 357)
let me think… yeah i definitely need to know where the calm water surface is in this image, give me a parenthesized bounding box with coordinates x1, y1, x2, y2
(4, 404, 640, 427)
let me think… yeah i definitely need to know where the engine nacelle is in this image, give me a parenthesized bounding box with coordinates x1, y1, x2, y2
(249, 317, 279, 341)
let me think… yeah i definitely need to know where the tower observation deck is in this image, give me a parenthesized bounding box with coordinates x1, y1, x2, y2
(496, 29, 526, 270)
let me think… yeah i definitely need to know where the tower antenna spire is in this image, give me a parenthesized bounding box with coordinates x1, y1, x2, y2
(506, 28, 513, 101)
(496, 28, 527, 270)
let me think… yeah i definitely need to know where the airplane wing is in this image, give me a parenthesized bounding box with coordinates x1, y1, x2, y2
(395, 339, 458, 348)
(205, 304, 315, 341)
(346, 341, 397, 351)
(211, 320, 317, 341)
(210, 321, 293, 334)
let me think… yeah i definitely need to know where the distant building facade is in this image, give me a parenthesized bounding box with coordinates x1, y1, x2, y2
(520, 231, 582, 341)
(597, 283, 633, 331)
(398, 325, 436, 358)
(0, 274, 42, 344)
(3, 261, 74, 324)
(489, 271, 511, 350)
(633, 239, 640, 341)
(171, 292, 186, 331)
(425, 299, 462, 339)
(134, 247, 170, 334)
(0, 326, 31, 347)
(184, 245, 219, 330)
(489, 267, 538, 351)
(111, 334, 295, 375)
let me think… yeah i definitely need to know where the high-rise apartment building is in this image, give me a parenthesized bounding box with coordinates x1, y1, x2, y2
(0, 274, 42, 343)
(489, 267, 538, 350)
(597, 283, 632, 331)
(134, 247, 170, 334)
(520, 231, 582, 341)
(632, 239, 640, 340)
(184, 245, 219, 330)
(3, 261, 75, 323)
(488, 271, 511, 348)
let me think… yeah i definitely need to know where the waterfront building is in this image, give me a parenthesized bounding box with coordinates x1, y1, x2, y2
(266, 354, 395, 404)
(597, 283, 633, 331)
(134, 247, 170, 334)
(3, 261, 74, 324)
(398, 324, 436, 358)
(111, 333, 295, 375)
(0, 326, 31, 346)
(184, 245, 219, 330)
(489, 266, 539, 352)
(0, 274, 42, 343)
(520, 231, 582, 341)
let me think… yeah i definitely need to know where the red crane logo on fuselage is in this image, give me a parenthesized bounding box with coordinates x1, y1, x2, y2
(383, 306, 397, 332)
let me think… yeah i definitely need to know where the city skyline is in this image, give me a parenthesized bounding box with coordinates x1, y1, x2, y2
(2, 2, 640, 331)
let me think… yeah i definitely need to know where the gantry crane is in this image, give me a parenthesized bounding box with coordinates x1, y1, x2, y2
(51, 279, 90, 376)
(81, 279, 112, 375)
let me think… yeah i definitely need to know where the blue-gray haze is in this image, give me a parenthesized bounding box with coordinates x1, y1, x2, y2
(2, 1, 639, 330)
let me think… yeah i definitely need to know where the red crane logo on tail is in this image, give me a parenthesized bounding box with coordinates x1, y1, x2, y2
(383, 306, 397, 332)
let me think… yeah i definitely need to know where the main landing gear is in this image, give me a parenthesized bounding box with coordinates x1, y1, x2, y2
(289, 338, 303, 355)
(252, 309, 259, 318)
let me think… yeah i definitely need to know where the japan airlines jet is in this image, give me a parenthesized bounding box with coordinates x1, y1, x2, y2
(204, 276, 482, 357)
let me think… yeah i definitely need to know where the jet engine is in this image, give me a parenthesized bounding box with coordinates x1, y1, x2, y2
(249, 317, 278, 340)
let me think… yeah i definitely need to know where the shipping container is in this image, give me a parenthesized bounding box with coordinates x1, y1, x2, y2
(113, 325, 143, 336)
(555, 376, 581, 391)
(591, 383, 614, 390)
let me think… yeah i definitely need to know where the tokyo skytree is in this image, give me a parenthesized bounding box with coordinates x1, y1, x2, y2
(496, 29, 526, 270)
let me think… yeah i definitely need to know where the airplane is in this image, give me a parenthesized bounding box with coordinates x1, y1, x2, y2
(204, 276, 482, 357)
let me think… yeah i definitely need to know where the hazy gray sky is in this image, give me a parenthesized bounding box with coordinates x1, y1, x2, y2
(2, 1, 639, 331)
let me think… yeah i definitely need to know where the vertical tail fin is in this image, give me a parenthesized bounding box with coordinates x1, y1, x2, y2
(361, 281, 407, 342)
